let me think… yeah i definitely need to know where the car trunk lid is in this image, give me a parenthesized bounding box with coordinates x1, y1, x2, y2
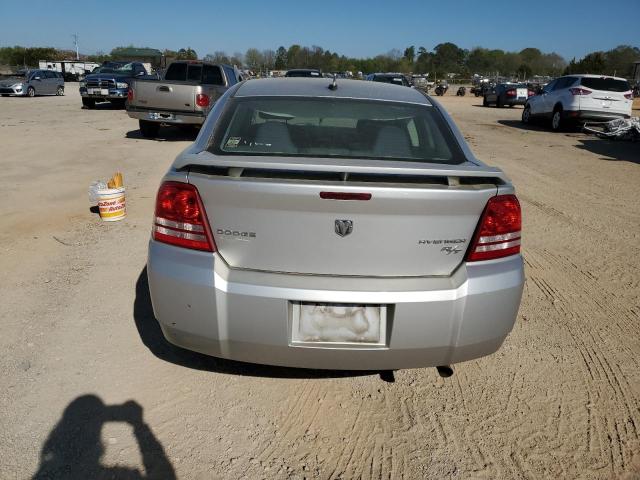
(185, 154, 504, 277)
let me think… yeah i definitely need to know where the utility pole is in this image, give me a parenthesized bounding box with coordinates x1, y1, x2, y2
(72, 34, 79, 60)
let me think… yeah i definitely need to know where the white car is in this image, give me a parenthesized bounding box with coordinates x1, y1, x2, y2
(522, 74, 633, 131)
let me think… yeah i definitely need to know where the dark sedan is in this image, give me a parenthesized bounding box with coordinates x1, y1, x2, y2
(483, 83, 535, 108)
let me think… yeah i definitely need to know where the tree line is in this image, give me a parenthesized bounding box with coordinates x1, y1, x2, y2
(1, 43, 638, 79)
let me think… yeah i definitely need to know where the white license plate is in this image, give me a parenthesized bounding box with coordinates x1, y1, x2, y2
(291, 303, 386, 346)
(517, 88, 528, 99)
(602, 100, 611, 108)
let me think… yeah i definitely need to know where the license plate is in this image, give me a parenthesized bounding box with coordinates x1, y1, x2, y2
(291, 303, 386, 346)
(602, 100, 611, 108)
(100, 88, 109, 95)
(148, 112, 174, 120)
(517, 88, 528, 99)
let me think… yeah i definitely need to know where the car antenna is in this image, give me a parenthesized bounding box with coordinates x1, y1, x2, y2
(328, 74, 337, 90)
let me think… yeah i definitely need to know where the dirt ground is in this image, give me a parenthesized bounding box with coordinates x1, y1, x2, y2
(1, 86, 639, 480)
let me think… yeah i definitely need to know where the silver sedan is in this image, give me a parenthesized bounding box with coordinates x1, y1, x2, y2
(146, 78, 524, 370)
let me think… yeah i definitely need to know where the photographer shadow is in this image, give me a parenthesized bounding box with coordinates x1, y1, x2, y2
(32, 395, 175, 480)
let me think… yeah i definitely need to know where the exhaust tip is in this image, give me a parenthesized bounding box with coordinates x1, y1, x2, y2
(436, 365, 454, 378)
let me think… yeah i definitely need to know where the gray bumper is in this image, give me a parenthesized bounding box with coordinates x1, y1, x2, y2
(127, 106, 205, 125)
(147, 240, 524, 370)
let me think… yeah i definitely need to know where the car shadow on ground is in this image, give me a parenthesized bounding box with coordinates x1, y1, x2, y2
(575, 138, 640, 165)
(133, 267, 374, 380)
(496, 119, 549, 132)
(32, 395, 176, 480)
(83, 102, 126, 110)
(125, 127, 198, 142)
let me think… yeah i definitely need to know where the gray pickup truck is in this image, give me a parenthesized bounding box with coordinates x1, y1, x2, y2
(126, 61, 241, 137)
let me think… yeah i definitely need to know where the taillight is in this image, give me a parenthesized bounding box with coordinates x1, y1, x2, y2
(527, 90, 535, 96)
(466, 194, 521, 262)
(506, 89, 516, 97)
(196, 93, 210, 107)
(153, 181, 215, 252)
(624, 92, 633, 100)
(127, 87, 134, 102)
(569, 87, 592, 96)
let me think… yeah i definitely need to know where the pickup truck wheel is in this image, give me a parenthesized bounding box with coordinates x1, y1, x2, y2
(139, 120, 160, 138)
(551, 107, 563, 131)
(27, 87, 35, 97)
(82, 98, 95, 109)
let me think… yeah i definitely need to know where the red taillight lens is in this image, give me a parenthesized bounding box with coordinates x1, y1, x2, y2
(527, 89, 535, 96)
(196, 93, 210, 107)
(624, 92, 633, 100)
(569, 87, 592, 96)
(127, 88, 134, 102)
(153, 181, 215, 252)
(506, 89, 516, 97)
(466, 194, 521, 262)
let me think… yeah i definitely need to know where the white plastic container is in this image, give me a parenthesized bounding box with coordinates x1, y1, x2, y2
(96, 187, 126, 221)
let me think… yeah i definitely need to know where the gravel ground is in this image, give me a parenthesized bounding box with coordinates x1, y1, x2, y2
(1, 87, 639, 480)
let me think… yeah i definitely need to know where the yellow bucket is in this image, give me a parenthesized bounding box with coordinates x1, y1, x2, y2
(97, 187, 126, 221)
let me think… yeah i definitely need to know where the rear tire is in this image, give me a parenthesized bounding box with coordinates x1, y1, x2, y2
(27, 87, 35, 97)
(56, 86, 64, 96)
(496, 96, 503, 108)
(139, 120, 160, 138)
(82, 98, 95, 109)
(482, 95, 488, 106)
(110, 99, 126, 109)
(551, 106, 563, 131)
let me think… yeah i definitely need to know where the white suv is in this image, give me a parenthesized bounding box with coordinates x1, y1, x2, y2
(522, 74, 633, 131)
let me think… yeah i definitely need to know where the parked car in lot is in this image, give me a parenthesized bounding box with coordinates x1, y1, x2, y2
(483, 83, 534, 107)
(285, 69, 322, 78)
(365, 73, 412, 87)
(146, 78, 524, 371)
(0, 69, 64, 97)
(522, 74, 633, 131)
(80, 61, 150, 109)
(127, 61, 241, 137)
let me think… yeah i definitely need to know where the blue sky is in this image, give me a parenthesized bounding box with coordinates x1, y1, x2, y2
(1, 0, 637, 61)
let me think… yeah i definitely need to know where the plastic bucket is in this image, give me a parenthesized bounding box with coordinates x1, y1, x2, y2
(97, 187, 126, 221)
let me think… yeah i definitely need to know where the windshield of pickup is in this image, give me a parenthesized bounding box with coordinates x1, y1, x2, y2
(210, 97, 464, 164)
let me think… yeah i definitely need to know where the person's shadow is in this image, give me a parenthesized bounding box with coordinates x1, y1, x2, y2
(32, 395, 176, 480)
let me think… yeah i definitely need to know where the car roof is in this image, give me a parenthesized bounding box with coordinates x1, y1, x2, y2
(562, 73, 628, 81)
(234, 78, 431, 105)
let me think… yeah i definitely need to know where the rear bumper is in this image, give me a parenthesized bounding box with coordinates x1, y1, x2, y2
(504, 97, 528, 106)
(564, 109, 630, 122)
(127, 105, 205, 125)
(147, 240, 524, 370)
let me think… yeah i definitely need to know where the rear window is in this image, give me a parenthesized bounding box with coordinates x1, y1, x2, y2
(209, 97, 464, 164)
(580, 77, 630, 92)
